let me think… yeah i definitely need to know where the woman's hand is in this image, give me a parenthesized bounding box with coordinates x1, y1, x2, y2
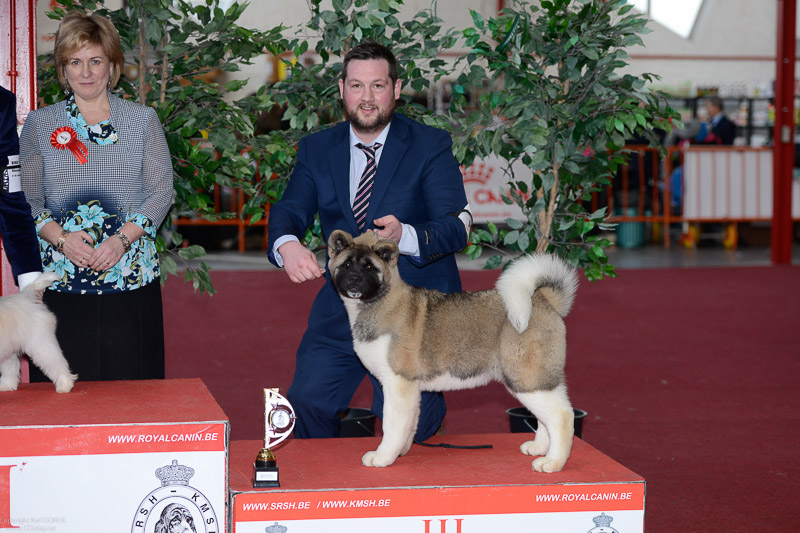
(62, 230, 97, 269)
(88, 234, 126, 271)
(89, 224, 143, 271)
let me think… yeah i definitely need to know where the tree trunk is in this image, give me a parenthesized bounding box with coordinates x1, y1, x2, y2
(160, 34, 168, 104)
(138, 7, 147, 106)
(536, 162, 560, 253)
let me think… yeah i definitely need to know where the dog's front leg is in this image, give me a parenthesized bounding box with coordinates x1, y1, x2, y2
(362, 375, 420, 467)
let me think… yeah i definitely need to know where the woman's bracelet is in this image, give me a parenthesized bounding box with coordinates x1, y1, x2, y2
(56, 229, 70, 253)
(114, 229, 132, 252)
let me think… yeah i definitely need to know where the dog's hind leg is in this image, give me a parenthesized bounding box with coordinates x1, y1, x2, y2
(519, 417, 550, 458)
(27, 339, 77, 393)
(0, 354, 21, 391)
(362, 375, 420, 467)
(514, 383, 574, 473)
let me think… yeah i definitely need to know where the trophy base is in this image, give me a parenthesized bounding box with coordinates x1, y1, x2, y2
(252, 463, 280, 487)
(253, 448, 280, 487)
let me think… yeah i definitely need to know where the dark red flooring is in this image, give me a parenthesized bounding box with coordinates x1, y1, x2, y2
(164, 265, 800, 532)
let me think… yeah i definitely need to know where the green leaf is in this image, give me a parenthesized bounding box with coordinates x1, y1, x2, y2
(517, 232, 530, 252)
(470, 9, 485, 30)
(582, 48, 599, 61)
(161, 255, 178, 277)
(503, 230, 520, 246)
(506, 218, 523, 230)
(483, 255, 503, 270)
(177, 244, 207, 261)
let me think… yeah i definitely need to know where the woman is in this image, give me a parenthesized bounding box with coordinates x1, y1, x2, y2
(20, 11, 173, 381)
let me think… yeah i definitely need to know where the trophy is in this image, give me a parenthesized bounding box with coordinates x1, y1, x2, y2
(253, 388, 296, 488)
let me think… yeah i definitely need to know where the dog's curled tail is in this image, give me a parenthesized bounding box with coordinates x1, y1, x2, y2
(23, 271, 61, 294)
(495, 253, 579, 333)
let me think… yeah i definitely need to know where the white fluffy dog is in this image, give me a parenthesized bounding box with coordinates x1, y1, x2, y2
(0, 272, 76, 393)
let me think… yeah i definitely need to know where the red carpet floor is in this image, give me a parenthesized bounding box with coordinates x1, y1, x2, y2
(163, 265, 800, 532)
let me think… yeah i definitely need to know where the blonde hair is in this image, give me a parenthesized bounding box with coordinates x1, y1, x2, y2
(54, 12, 125, 91)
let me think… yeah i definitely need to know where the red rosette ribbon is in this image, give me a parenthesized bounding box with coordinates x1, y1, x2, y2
(50, 126, 88, 165)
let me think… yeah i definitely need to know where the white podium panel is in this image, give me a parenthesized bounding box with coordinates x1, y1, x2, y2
(229, 434, 645, 532)
(0, 378, 229, 533)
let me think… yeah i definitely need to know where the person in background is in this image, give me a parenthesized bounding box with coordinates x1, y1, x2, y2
(267, 42, 471, 441)
(695, 95, 736, 145)
(20, 12, 173, 381)
(0, 85, 42, 290)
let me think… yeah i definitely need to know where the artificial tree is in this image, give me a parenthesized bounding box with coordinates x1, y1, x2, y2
(450, 0, 680, 280)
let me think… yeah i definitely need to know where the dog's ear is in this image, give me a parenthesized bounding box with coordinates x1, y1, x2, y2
(328, 230, 353, 258)
(374, 241, 399, 266)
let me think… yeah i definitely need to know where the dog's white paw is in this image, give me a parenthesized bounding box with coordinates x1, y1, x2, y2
(54, 374, 77, 393)
(520, 439, 548, 458)
(532, 456, 566, 473)
(0, 380, 19, 392)
(362, 450, 397, 468)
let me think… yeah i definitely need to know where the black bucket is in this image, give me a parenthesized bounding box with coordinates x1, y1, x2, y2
(338, 407, 376, 438)
(506, 407, 588, 439)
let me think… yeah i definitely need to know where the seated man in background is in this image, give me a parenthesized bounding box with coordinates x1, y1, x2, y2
(695, 95, 736, 146)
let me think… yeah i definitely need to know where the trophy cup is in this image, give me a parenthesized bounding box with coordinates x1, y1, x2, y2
(253, 388, 296, 488)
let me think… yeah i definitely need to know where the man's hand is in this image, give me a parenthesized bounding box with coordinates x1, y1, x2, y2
(373, 215, 403, 244)
(279, 240, 324, 283)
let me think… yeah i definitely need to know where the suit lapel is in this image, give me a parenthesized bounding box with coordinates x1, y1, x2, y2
(327, 125, 358, 232)
(365, 117, 408, 227)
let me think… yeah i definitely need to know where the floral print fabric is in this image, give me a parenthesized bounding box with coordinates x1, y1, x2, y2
(67, 93, 119, 145)
(36, 203, 159, 294)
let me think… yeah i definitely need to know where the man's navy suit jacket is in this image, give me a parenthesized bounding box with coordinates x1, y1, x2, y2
(0, 86, 42, 285)
(267, 113, 469, 339)
(712, 115, 736, 146)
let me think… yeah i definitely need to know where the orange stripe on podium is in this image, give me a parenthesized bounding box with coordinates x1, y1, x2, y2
(0, 423, 227, 456)
(235, 483, 644, 521)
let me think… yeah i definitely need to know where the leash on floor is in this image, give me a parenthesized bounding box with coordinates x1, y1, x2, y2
(414, 440, 493, 450)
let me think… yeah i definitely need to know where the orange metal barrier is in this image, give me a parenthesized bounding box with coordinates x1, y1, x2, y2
(172, 144, 271, 253)
(596, 144, 800, 248)
(173, 187, 269, 253)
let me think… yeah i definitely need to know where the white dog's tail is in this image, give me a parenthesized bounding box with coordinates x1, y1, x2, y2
(495, 253, 579, 333)
(23, 272, 61, 294)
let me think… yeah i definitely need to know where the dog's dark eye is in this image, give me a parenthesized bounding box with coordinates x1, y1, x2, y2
(365, 264, 373, 270)
(344, 261, 352, 268)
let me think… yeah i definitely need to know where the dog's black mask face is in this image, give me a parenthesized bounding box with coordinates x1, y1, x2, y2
(332, 248, 385, 301)
(328, 230, 394, 303)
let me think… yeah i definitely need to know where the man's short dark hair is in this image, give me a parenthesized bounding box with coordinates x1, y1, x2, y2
(706, 95, 723, 111)
(342, 42, 398, 84)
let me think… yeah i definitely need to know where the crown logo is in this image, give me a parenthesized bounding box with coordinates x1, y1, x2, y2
(155, 460, 195, 487)
(461, 162, 495, 184)
(265, 522, 288, 533)
(593, 512, 614, 527)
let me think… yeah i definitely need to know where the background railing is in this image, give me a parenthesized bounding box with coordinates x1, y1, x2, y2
(601, 145, 799, 248)
(167, 144, 799, 253)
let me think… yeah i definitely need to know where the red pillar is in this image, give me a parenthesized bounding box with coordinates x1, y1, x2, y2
(0, 0, 37, 296)
(772, 0, 796, 265)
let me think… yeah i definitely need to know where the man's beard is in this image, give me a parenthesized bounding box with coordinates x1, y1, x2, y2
(344, 99, 396, 135)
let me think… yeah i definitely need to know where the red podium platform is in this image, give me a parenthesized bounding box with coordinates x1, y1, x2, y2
(229, 434, 644, 532)
(0, 378, 228, 532)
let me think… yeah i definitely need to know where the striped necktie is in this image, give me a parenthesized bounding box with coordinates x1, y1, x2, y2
(352, 142, 382, 231)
